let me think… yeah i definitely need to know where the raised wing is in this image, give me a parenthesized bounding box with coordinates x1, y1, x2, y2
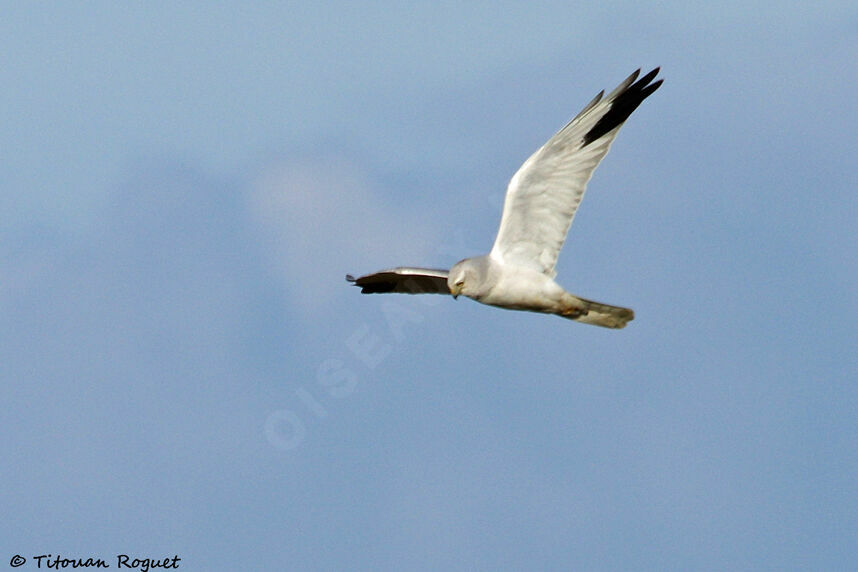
(346, 267, 450, 294)
(490, 68, 662, 276)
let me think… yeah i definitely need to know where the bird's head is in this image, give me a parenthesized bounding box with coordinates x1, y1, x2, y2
(447, 259, 476, 299)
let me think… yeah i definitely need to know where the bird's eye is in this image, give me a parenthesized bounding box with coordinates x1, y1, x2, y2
(456, 280, 464, 287)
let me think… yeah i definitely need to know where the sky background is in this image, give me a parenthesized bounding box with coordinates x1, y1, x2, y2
(2, 3, 857, 570)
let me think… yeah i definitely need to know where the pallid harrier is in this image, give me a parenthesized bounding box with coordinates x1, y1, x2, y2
(347, 68, 662, 328)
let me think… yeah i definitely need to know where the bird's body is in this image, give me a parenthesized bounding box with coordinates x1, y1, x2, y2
(447, 255, 632, 328)
(348, 68, 662, 328)
(449, 255, 563, 311)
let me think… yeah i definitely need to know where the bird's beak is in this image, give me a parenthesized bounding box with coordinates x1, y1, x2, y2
(449, 284, 460, 299)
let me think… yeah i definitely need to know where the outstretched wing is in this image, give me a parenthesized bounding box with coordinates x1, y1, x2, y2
(490, 68, 662, 276)
(346, 267, 450, 294)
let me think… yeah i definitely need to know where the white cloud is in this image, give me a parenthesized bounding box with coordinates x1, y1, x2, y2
(246, 156, 448, 321)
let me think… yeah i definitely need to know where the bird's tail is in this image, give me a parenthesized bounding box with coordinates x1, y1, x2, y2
(559, 296, 634, 329)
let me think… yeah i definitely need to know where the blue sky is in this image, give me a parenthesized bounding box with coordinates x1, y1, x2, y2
(2, 3, 857, 570)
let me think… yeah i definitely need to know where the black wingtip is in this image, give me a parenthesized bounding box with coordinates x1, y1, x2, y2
(637, 67, 660, 85)
(582, 67, 662, 146)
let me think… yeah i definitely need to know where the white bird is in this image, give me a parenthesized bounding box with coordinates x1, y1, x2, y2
(348, 68, 662, 328)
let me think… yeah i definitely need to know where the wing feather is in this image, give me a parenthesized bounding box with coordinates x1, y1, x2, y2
(490, 68, 662, 276)
(346, 267, 450, 294)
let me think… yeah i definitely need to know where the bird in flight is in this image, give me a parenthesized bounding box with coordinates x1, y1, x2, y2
(347, 68, 662, 328)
